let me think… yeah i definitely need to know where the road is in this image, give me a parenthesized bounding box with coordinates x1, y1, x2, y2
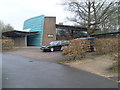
(2, 53, 118, 88)
(0, 53, 2, 89)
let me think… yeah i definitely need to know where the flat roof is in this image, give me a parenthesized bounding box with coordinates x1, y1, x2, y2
(91, 31, 120, 36)
(56, 24, 87, 31)
(2, 30, 39, 38)
(45, 16, 56, 18)
(75, 37, 96, 40)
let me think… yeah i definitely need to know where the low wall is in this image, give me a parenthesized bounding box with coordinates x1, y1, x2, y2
(2, 39, 14, 51)
(13, 37, 27, 47)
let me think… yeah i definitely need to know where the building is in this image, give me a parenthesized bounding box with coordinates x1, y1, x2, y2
(23, 15, 56, 46)
(56, 24, 87, 40)
(3, 15, 56, 47)
(3, 15, 88, 47)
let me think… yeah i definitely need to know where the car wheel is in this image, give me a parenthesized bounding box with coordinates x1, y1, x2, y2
(50, 48, 54, 52)
(43, 49, 46, 52)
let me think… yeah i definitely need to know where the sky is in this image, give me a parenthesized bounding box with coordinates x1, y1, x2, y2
(0, 0, 71, 30)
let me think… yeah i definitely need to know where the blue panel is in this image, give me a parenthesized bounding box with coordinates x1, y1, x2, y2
(23, 15, 44, 46)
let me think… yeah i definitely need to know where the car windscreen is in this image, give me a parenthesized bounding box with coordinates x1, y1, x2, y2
(61, 41, 69, 45)
(49, 41, 61, 46)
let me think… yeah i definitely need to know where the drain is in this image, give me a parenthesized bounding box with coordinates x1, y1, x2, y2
(29, 61, 33, 62)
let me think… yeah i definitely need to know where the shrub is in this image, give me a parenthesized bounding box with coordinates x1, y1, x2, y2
(108, 53, 119, 73)
(94, 38, 119, 73)
(63, 39, 89, 61)
(94, 38, 118, 55)
(2, 39, 14, 51)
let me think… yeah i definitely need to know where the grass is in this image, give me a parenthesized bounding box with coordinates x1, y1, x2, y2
(57, 60, 68, 64)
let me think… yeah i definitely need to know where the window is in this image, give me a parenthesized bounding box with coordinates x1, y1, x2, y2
(48, 34, 54, 38)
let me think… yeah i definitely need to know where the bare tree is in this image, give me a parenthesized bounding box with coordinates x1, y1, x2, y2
(0, 20, 14, 39)
(62, 0, 118, 35)
(2, 24, 14, 32)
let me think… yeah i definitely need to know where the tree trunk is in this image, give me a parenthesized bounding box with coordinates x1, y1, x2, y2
(87, 2, 91, 36)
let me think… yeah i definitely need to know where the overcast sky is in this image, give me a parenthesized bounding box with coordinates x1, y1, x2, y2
(0, 0, 71, 30)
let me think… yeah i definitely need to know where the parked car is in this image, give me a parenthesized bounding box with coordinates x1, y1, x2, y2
(40, 40, 70, 52)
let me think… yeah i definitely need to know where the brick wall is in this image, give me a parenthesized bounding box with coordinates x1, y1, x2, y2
(42, 17, 56, 45)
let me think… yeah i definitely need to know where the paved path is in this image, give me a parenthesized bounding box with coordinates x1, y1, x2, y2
(2, 53, 118, 88)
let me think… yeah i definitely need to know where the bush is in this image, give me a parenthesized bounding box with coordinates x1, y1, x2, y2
(2, 39, 14, 51)
(94, 38, 119, 73)
(94, 38, 118, 55)
(63, 39, 89, 61)
(108, 53, 119, 73)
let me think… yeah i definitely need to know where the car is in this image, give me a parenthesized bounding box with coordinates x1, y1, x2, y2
(40, 40, 70, 52)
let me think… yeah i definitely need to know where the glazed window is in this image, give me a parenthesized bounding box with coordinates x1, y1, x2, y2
(48, 34, 54, 38)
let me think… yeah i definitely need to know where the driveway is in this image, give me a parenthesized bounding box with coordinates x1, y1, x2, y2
(2, 53, 118, 88)
(7, 48, 64, 62)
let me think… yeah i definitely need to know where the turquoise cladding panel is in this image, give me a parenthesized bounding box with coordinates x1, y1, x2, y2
(23, 15, 44, 46)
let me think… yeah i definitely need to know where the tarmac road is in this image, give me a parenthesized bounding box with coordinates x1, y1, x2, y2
(2, 53, 118, 88)
(0, 53, 2, 89)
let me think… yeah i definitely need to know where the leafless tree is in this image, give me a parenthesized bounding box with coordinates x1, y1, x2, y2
(0, 20, 14, 39)
(62, 0, 118, 35)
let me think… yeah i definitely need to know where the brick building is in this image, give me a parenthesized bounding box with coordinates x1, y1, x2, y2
(3, 15, 87, 47)
(3, 15, 56, 47)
